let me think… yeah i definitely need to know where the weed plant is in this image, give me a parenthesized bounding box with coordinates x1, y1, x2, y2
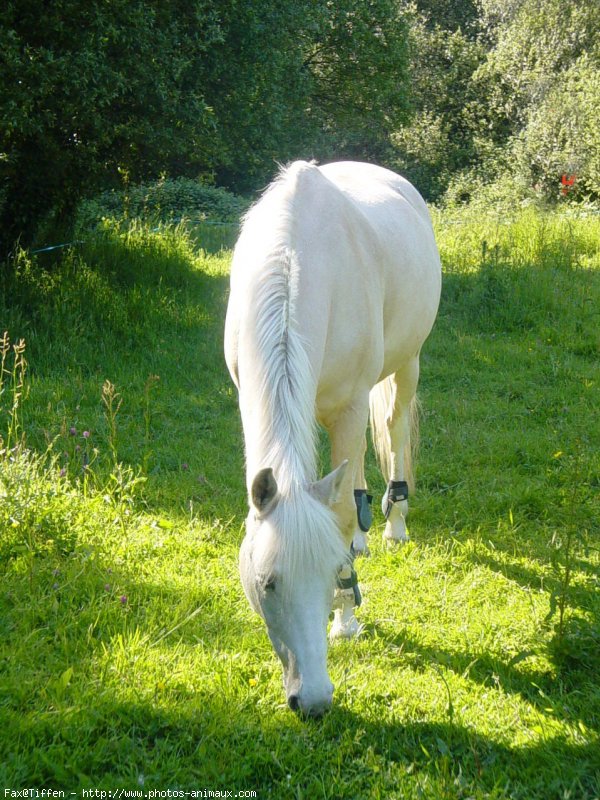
(0, 332, 27, 452)
(0, 210, 598, 798)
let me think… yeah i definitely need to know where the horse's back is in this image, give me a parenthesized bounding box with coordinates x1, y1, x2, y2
(300, 161, 441, 401)
(225, 160, 441, 414)
(319, 161, 431, 226)
(319, 161, 440, 288)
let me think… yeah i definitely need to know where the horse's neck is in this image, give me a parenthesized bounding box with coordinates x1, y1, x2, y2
(239, 270, 318, 495)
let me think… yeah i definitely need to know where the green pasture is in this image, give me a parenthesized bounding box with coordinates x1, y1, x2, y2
(1, 210, 599, 798)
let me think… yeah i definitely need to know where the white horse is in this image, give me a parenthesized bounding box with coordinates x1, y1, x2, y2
(224, 161, 441, 717)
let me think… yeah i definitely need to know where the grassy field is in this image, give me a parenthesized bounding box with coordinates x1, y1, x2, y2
(1, 209, 599, 799)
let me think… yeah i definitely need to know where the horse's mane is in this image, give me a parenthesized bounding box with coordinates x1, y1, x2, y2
(237, 163, 349, 586)
(240, 163, 320, 496)
(259, 488, 349, 599)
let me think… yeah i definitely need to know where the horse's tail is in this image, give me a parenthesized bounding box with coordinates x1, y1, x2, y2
(369, 377, 419, 493)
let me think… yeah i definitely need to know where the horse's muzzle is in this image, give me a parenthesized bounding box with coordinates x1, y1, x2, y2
(287, 684, 334, 718)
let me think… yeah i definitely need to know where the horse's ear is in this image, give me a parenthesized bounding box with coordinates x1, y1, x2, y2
(309, 460, 348, 507)
(251, 467, 279, 515)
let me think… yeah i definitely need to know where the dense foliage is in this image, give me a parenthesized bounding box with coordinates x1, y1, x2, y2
(395, 0, 600, 203)
(1, 0, 598, 250)
(75, 177, 248, 234)
(0, 0, 408, 250)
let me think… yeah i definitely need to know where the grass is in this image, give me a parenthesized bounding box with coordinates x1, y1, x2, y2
(1, 208, 599, 798)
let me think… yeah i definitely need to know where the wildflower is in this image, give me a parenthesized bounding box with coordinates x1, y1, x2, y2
(104, 583, 111, 592)
(52, 568, 60, 576)
(120, 595, 128, 605)
(59, 467, 67, 477)
(69, 426, 77, 436)
(82, 430, 90, 439)
(53, 583, 60, 591)
(182, 462, 189, 471)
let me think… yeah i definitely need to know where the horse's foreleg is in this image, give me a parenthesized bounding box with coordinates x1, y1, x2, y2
(326, 400, 371, 546)
(324, 399, 370, 640)
(351, 435, 372, 555)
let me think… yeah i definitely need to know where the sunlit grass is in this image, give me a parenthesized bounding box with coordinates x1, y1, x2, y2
(432, 205, 600, 273)
(1, 210, 598, 797)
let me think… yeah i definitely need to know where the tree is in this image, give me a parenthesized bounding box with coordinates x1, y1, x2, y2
(0, 1, 221, 249)
(389, 2, 484, 200)
(198, 0, 410, 191)
(472, 0, 600, 199)
(389, 0, 600, 204)
(0, 0, 410, 250)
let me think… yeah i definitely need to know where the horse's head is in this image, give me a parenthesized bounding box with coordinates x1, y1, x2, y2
(239, 463, 348, 717)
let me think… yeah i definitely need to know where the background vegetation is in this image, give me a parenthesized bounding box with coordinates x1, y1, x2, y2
(1, 0, 599, 251)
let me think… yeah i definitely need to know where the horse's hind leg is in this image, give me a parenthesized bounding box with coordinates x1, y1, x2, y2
(382, 359, 419, 544)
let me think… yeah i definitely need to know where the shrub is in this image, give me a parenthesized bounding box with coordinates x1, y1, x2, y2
(75, 178, 249, 234)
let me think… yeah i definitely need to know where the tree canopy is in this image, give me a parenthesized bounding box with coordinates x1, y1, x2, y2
(0, 0, 408, 249)
(392, 0, 599, 203)
(1, 0, 598, 250)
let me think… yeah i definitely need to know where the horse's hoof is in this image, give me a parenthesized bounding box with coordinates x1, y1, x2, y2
(330, 615, 361, 641)
(384, 536, 409, 551)
(383, 517, 409, 545)
(352, 530, 370, 557)
(383, 530, 409, 548)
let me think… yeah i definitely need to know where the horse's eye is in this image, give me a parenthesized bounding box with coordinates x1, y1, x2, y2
(264, 576, 277, 592)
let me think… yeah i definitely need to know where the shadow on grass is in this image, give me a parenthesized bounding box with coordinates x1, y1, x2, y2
(439, 259, 599, 348)
(468, 547, 598, 614)
(325, 707, 599, 799)
(365, 620, 600, 733)
(1, 224, 249, 521)
(5, 234, 230, 366)
(4, 687, 599, 797)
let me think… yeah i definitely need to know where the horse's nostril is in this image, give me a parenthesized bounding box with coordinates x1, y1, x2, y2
(287, 694, 300, 712)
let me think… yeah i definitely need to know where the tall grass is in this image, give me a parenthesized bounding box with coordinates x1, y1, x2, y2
(0, 332, 27, 452)
(429, 206, 599, 670)
(0, 209, 598, 798)
(433, 206, 600, 273)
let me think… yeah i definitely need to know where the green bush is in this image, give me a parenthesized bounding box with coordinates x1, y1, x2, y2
(75, 178, 248, 234)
